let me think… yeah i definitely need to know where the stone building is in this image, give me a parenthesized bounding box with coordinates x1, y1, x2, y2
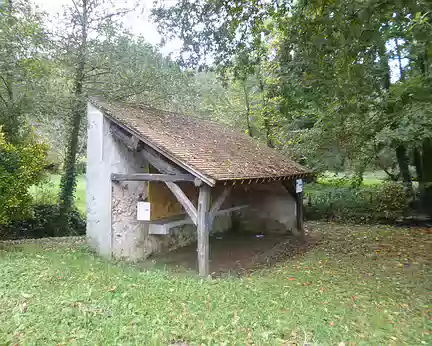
(86, 98, 311, 276)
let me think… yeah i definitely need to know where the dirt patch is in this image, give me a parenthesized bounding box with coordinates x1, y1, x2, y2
(146, 229, 318, 276)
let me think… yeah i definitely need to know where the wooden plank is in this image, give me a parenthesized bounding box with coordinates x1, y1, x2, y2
(209, 187, 232, 225)
(165, 182, 198, 225)
(111, 173, 195, 182)
(197, 184, 211, 277)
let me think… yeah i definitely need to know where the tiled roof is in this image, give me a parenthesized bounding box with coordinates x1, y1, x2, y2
(90, 98, 311, 185)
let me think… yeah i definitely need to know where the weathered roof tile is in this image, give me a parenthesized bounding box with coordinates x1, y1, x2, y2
(91, 98, 311, 182)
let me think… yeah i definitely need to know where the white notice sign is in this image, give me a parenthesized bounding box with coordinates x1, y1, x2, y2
(137, 202, 151, 221)
(296, 179, 303, 193)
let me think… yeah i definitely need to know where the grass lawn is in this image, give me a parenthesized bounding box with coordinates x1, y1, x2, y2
(0, 223, 430, 345)
(30, 174, 86, 214)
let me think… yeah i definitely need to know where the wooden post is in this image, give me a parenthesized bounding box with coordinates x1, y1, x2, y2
(197, 184, 211, 277)
(296, 190, 304, 235)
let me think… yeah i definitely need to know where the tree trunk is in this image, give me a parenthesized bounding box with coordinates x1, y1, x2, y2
(243, 83, 253, 137)
(58, 0, 88, 230)
(395, 145, 413, 196)
(421, 139, 432, 215)
(257, 69, 273, 148)
(413, 146, 424, 193)
(394, 38, 405, 82)
(418, 39, 431, 214)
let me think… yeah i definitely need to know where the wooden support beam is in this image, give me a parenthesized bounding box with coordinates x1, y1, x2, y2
(139, 145, 184, 175)
(296, 190, 304, 235)
(137, 146, 200, 226)
(197, 184, 211, 277)
(209, 187, 232, 225)
(165, 182, 198, 225)
(111, 173, 195, 182)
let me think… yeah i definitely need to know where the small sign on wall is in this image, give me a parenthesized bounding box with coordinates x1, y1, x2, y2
(296, 179, 303, 193)
(137, 202, 151, 221)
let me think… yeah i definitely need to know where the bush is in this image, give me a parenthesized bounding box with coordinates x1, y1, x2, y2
(375, 182, 407, 219)
(305, 182, 407, 223)
(0, 127, 48, 224)
(0, 204, 86, 240)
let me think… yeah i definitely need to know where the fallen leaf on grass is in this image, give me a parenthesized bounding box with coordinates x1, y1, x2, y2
(108, 286, 117, 293)
(22, 302, 28, 313)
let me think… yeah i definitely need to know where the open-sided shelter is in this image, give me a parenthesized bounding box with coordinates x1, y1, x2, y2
(86, 98, 312, 276)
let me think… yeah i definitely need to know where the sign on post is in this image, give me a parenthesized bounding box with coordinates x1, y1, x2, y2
(137, 201, 151, 221)
(295, 179, 303, 193)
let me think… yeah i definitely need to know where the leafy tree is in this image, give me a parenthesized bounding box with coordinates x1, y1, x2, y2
(0, 127, 48, 224)
(55, 0, 137, 227)
(153, 0, 432, 213)
(0, 0, 47, 143)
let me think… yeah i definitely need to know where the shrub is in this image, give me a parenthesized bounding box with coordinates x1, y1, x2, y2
(0, 204, 86, 240)
(375, 182, 407, 219)
(305, 182, 407, 223)
(0, 128, 48, 224)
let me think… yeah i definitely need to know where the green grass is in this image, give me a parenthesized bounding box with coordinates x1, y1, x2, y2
(0, 223, 430, 345)
(319, 171, 387, 185)
(30, 174, 86, 214)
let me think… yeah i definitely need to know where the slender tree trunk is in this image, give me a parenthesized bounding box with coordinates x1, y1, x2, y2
(421, 139, 432, 215)
(58, 0, 88, 230)
(257, 69, 273, 148)
(418, 40, 432, 214)
(380, 42, 413, 196)
(394, 38, 404, 82)
(413, 146, 423, 190)
(395, 145, 413, 196)
(243, 83, 253, 137)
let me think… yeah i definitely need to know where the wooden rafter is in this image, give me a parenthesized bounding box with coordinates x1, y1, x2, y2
(110, 123, 140, 151)
(111, 173, 195, 182)
(139, 144, 185, 175)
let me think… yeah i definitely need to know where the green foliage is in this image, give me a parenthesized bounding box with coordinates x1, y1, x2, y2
(0, 224, 429, 344)
(30, 174, 86, 215)
(0, 0, 48, 144)
(75, 158, 87, 175)
(152, 0, 432, 196)
(305, 182, 407, 223)
(0, 204, 86, 240)
(375, 182, 408, 219)
(0, 128, 48, 225)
